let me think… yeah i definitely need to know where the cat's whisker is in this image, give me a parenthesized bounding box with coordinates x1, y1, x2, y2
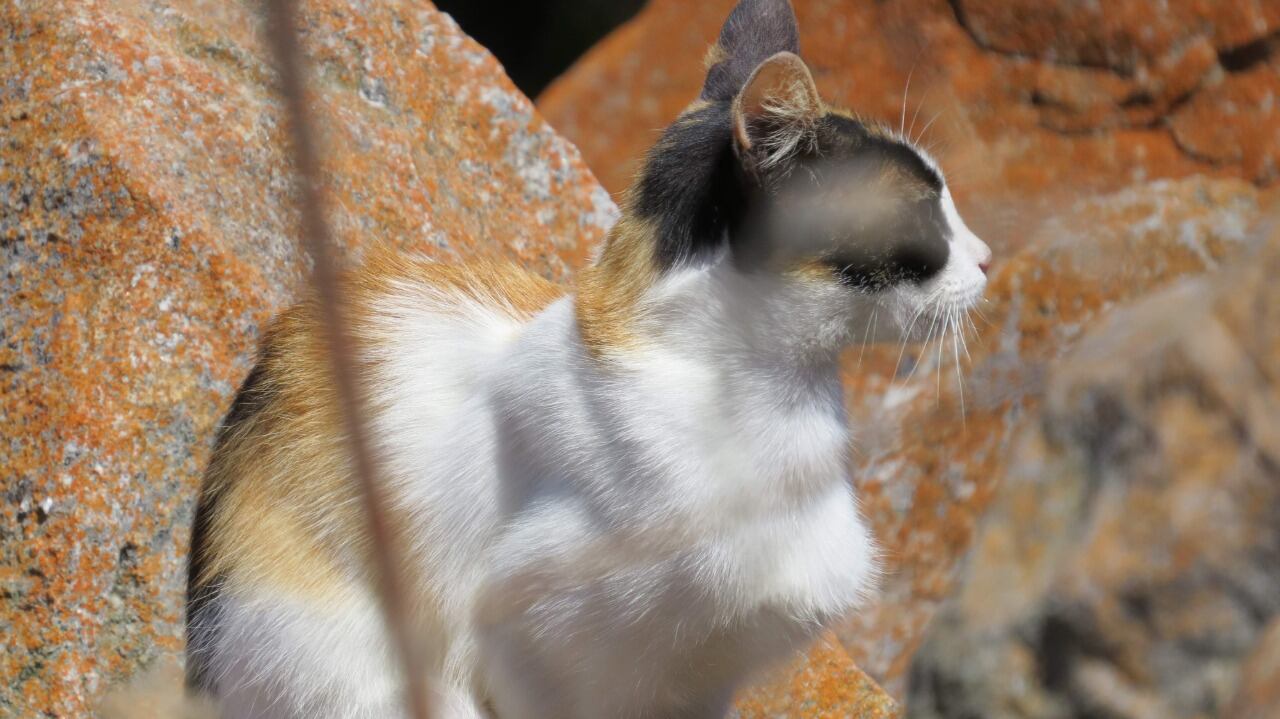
(857, 305, 879, 367)
(900, 67, 914, 137)
(907, 86, 932, 144)
(893, 302, 931, 378)
(968, 302, 992, 328)
(915, 110, 942, 146)
(901, 322, 930, 386)
(958, 310, 974, 363)
(870, 308, 879, 358)
(951, 308, 967, 427)
(934, 307, 947, 403)
(903, 306, 941, 386)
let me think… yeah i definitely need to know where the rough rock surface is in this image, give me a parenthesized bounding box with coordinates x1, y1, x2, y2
(905, 221, 1280, 719)
(0, 0, 614, 714)
(540, 0, 1279, 197)
(538, 0, 1280, 700)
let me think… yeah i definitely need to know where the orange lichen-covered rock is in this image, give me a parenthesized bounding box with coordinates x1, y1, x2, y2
(1170, 57, 1280, 183)
(953, 0, 1279, 64)
(734, 636, 900, 719)
(540, 0, 1277, 200)
(0, 0, 613, 715)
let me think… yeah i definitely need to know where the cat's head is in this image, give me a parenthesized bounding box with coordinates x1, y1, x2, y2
(722, 46, 992, 344)
(583, 0, 991, 356)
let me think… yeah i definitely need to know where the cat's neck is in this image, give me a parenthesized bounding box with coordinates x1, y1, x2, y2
(575, 250, 856, 412)
(561, 256, 853, 506)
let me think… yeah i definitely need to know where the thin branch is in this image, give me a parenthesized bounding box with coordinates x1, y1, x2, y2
(261, 2, 432, 717)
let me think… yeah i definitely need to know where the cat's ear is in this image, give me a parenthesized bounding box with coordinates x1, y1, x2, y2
(701, 0, 800, 102)
(731, 51, 822, 172)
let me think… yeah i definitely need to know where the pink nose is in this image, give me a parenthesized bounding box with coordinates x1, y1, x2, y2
(979, 260, 991, 276)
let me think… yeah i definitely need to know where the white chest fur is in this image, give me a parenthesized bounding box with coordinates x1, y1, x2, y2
(363, 263, 880, 717)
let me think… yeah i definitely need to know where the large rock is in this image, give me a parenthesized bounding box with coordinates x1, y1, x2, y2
(905, 220, 1280, 718)
(540, 0, 1280, 198)
(0, 0, 612, 715)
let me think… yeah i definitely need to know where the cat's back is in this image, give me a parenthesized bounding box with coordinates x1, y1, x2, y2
(185, 248, 565, 693)
(352, 249, 567, 416)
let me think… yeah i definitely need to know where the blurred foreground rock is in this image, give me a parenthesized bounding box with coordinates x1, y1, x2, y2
(1225, 619, 1280, 719)
(906, 220, 1280, 718)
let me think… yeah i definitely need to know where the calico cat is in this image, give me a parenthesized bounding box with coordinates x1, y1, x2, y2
(185, 0, 992, 716)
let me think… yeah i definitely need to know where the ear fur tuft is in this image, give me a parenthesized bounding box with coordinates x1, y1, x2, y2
(732, 51, 822, 170)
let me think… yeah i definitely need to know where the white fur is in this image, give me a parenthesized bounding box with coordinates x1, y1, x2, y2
(199, 188, 990, 717)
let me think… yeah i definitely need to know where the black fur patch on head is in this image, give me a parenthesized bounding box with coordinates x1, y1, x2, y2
(632, 102, 744, 269)
(702, 0, 800, 102)
(632, 0, 801, 270)
(814, 117, 949, 289)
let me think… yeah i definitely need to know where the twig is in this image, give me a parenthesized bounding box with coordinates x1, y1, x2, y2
(260, 2, 432, 717)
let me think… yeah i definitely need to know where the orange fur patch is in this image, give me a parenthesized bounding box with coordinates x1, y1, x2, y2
(681, 98, 712, 117)
(575, 213, 659, 357)
(703, 42, 728, 71)
(195, 297, 356, 603)
(193, 249, 566, 604)
(788, 258, 840, 283)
